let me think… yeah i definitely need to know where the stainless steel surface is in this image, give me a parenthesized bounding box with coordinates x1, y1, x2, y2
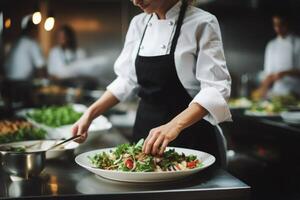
(0, 151, 45, 179)
(0, 129, 250, 200)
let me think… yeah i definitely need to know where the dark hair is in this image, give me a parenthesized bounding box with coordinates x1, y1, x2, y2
(59, 25, 77, 50)
(22, 20, 38, 36)
(272, 10, 291, 24)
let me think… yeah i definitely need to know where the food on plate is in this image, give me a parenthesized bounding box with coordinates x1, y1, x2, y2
(271, 95, 299, 107)
(244, 95, 300, 115)
(248, 100, 285, 115)
(229, 97, 252, 108)
(37, 85, 81, 96)
(0, 145, 26, 153)
(88, 139, 203, 172)
(27, 105, 82, 127)
(0, 120, 46, 143)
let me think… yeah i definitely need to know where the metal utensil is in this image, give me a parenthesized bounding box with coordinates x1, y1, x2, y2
(0, 135, 81, 179)
(46, 135, 81, 151)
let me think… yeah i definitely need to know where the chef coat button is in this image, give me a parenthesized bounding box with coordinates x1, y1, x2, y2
(161, 45, 166, 49)
(148, 22, 152, 27)
(168, 21, 174, 26)
(140, 45, 144, 50)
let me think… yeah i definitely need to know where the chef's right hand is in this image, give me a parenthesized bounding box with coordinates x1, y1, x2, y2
(72, 111, 92, 143)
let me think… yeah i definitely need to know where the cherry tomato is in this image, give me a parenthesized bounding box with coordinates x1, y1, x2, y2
(186, 160, 197, 169)
(125, 159, 134, 169)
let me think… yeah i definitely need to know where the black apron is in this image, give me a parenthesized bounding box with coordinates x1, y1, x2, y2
(133, 1, 221, 164)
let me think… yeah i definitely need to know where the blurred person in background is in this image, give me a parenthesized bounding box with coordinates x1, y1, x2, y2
(48, 25, 86, 79)
(3, 15, 46, 107)
(253, 12, 300, 99)
(4, 15, 46, 81)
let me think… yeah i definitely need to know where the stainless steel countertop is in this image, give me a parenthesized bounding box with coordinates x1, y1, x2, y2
(0, 128, 250, 200)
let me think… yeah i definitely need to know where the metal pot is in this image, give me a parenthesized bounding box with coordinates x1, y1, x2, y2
(0, 135, 80, 179)
(0, 150, 45, 179)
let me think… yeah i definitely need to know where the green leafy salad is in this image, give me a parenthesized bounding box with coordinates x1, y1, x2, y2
(249, 100, 284, 114)
(247, 95, 299, 114)
(27, 105, 82, 127)
(88, 139, 203, 172)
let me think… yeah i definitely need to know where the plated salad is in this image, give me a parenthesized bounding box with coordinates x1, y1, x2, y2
(248, 100, 285, 115)
(88, 139, 203, 172)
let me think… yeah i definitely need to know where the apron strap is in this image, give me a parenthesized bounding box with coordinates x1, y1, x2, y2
(170, 0, 188, 54)
(137, 15, 153, 55)
(137, 0, 188, 56)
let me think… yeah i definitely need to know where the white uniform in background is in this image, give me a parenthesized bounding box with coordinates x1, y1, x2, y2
(264, 34, 300, 96)
(5, 36, 45, 80)
(48, 46, 86, 78)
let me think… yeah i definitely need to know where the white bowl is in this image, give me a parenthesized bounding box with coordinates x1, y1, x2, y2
(281, 111, 300, 124)
(0, 140, 79, 159)
(16, 104, 112, 139)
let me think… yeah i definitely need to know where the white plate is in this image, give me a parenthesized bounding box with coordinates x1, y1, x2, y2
(245, 110, 281, 117)
(281, 112, 300, 125)
(0, 140, 79, 159)
(75, 147, 215, 182)
(17, 104, 112, 139)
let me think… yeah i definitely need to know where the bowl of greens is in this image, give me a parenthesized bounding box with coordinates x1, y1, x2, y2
(17, 104, 112, 139)
(75, 139, 215, 182)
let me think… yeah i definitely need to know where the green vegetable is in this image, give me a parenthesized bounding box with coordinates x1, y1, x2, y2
(88, 152, 114, 169)
(27, 105, 82, 127)
(0, 128, 46, 144)
(89, 139, 202, 172)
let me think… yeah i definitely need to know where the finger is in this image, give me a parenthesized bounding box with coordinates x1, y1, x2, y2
(75, 126, 86, 143)
(144, 131, 159, 154)
(72, 124, 78, 137)
(159, 138, 169, 156)
(151, 135, 164, 155)
(142, 129, 155, 152)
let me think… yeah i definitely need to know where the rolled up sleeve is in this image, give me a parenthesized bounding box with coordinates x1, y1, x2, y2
(107, 16, 140, 102)
(190, 16, 232, 125)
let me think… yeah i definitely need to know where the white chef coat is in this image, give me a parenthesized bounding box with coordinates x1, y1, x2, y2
(5, 36, 45, 80)
(107, 1, 232, 125)
(264, 34, 300, 96)
(48, 46, 86, 78)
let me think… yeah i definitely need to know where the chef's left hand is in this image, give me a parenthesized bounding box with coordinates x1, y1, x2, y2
(142, 121, 183, 156)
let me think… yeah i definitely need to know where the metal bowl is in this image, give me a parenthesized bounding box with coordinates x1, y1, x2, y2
(0, 150, 45, 179)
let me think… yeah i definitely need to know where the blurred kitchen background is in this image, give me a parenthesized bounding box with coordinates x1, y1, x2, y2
(0, 0, 300, 200)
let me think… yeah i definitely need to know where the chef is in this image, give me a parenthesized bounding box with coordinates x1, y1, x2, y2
(4, 15, 45, 81)
(254, 13, 300, 99)
(48, 25, 86, 79)
(73, 0, 231, 163)
(3, 15, 46, 106)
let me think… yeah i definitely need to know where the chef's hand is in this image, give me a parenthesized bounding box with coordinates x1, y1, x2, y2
(142, 121, 183, 156)
(72, 111, 92, 143)
(252, 73, 281, 100)
(72, 91, 120, 143)
(143, 103, 208, 156)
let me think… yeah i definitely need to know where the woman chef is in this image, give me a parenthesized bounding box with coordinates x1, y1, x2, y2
(73, 0, 232, 163)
